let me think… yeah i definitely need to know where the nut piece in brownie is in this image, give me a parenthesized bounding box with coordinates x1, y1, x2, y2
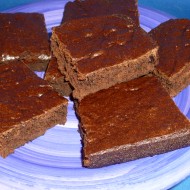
(0, 13, 51, 71)
(149, 19, 190, 97)
(45, 56, 73, 96)
(76, 76, 190, 168)
(63, 0, 139, 25)
(52, 15, 158, 101)
(0, 61, 68, 157)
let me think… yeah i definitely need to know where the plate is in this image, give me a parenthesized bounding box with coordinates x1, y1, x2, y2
(2, 1, 190, 190)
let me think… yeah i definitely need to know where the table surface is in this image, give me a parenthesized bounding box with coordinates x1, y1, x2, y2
(1, 0, 190, 190)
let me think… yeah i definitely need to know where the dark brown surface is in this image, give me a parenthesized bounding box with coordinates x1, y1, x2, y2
(52, 15, 158, 100)
(149, 19, 190, 96)
(63, 0, 139, 25)
(0, 13, 51, 71)
(149, 19, 190, 77)
(76, 76, 190, 168)
(45, 56, 73, 96)
(0, 60, 68, 157)
(53, 15, 156, 75)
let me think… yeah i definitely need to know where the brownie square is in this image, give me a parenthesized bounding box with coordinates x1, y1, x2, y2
(62, 0, 139, 25)
(149, 19, 190, 97)
(76, 76, 190, 168)
(52, 15, 158, 101)
(0, 60, 68, 157)
(44, 56, 73, 96)
(0, 13, 51, 71)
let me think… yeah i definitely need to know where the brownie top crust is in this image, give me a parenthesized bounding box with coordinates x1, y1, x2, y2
(0, 13, 50, 64)
(0, 61, 68, 132)
(63, 0, 139, 25)
(149, 19, 190, 77)
(53, 15, 157, 74)
(77, 76, 190, 156)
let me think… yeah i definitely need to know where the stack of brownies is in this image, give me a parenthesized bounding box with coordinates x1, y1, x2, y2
(1, 0, 190, 168)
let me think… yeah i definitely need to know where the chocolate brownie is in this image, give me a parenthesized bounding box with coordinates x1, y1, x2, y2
(149, 19, 190, 97)
(52, 15, 158, 101)
(62, 0, 139, 25)
(45, 56, 73, 96)
(0, 60, 68, 157)
(76, 76, 190, 168)
(0, 13, 51, 71)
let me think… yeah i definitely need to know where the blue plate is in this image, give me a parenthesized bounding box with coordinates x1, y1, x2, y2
(2, 1, 190, 189)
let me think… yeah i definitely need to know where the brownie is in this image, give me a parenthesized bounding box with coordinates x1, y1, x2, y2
(76, 76, 190, 168)
(51, 15, 158, 101)
(149, 19, 190, 97)
(0, 13, 51, 71)
(45, 56, 73, 96)
(0, 60, 68, 157)
(62, 0, 139, 25)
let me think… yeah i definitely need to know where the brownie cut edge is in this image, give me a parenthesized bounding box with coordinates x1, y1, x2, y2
(45, 56, 73, 96)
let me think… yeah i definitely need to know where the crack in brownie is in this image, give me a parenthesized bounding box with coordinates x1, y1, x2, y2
(51, 15, 158, 101)
(45, 56, 73, 96)
(149, 19, 190, 97)
(76, 76, 190, 168)
(0, 13, 51, 71)
(0, 61, 68, 157)
(62, 0, 139, 25)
